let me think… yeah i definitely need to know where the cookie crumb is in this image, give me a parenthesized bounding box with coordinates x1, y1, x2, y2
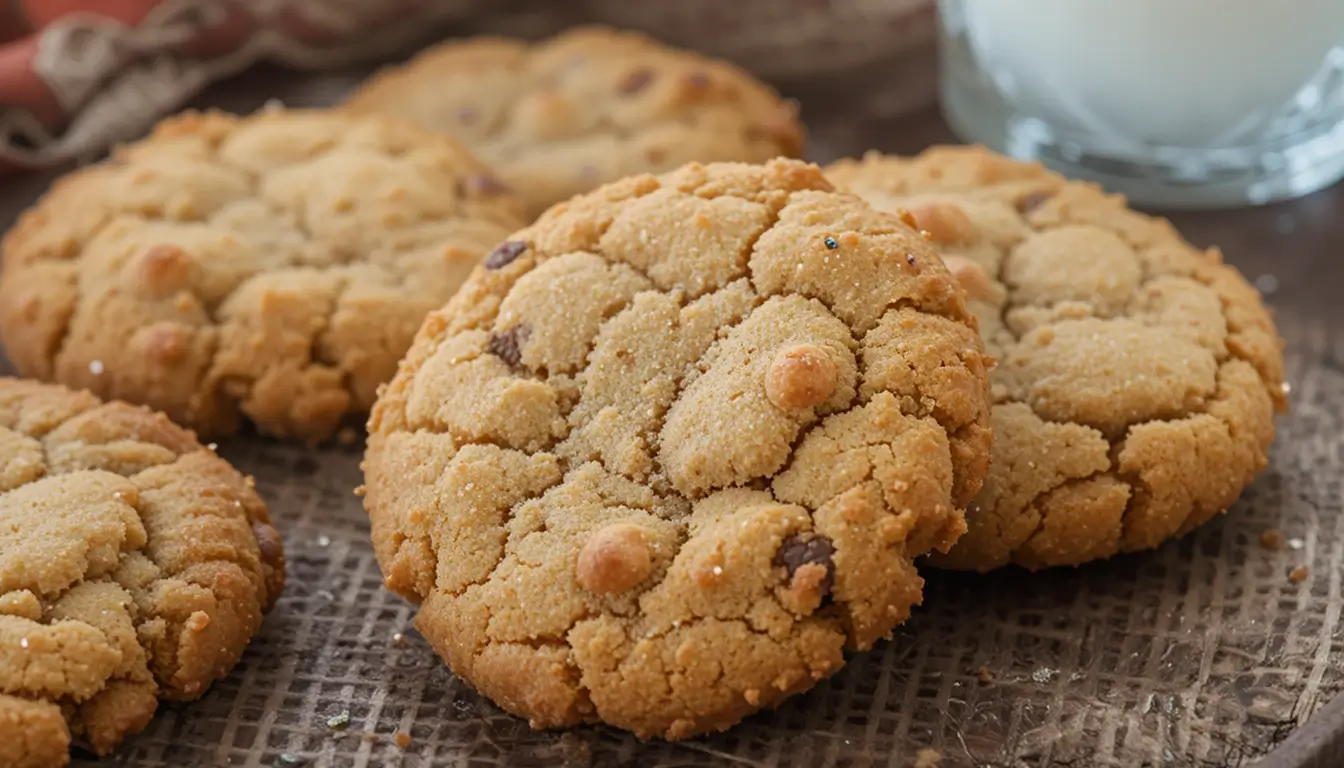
(361, 732, 380, 744)
(326, 711, 351, 730)
(394, 731, 412, 748)
(1260, 529, 1286, 551)
(1290, 565, 1310, 584)
(914, 748, 942, 767)
(977, 665, 993, 683)
(391, 632, 406, 647)
(1254, 273, 1279, 295)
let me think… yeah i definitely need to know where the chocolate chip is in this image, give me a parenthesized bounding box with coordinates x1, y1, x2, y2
(484, 241, 528, 270)
(619, 68, 654, 95)
(489, 326, 531, 368)
(467, 173, 510, 196)
(1017, 191, 1054, 213)
(252, 522, 285, 570)
(774, 534, 836, 594)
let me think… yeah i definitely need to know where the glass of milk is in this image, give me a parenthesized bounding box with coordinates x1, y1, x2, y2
(939, 0, 1344, 208)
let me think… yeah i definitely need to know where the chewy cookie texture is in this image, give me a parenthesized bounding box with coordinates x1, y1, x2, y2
(0, 107, 527, 443)
(827, 147, 1287, 572)
(363, 159, 993, 739)
(0, 378, 284, 767)
(344, 26, 806, 218)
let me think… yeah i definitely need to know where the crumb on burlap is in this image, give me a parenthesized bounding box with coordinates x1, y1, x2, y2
(914, 747, 942, 767)
(977, 666, 993, 683)
(1290, 565, 1310, 584)
(395, 731, 412, 748)
(1260, 529, 1286, 551)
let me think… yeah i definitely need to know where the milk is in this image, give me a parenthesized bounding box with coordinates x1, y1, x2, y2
(959, 0, 1344, 148)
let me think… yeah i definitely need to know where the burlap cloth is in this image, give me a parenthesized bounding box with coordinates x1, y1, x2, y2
(0, 36, 1336, 768)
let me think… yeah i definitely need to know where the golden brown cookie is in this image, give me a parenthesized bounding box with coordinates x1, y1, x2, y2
(362, 158, 992, 739)
(0, 378, 284, 765)
(0, 107, 527, 442)
(343, 26, 805, 218)
(827, 146, 1288, 572)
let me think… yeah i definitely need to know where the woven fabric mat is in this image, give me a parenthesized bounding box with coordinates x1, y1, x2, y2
(0, 61, 1336, 768)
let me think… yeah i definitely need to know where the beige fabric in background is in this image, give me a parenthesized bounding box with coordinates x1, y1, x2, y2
(0, 0, 935, 169)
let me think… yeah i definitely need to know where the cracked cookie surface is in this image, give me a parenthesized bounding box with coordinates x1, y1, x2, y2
(0, 108, 527, 442)
(827, 146, 1286, 572)
(0, 378, 284, 767)
(343, 26, 805, 219)
(363, 159, 992, 739)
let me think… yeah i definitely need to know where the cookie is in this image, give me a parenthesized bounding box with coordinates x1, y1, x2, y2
(826, 147, 1287, 571)
(0, 107, 527, 442)
(0, 378, 284, 765)
(343, 26, 805, 218)
(362, 158, 993, 739)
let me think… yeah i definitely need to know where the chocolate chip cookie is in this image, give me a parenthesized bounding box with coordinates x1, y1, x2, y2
(0, 108, 527, 442)
(0, 378, 284, 765)
(827, 147, 1287, 571)
(362, 159, 993, 739)
(343, 26, 805, 218)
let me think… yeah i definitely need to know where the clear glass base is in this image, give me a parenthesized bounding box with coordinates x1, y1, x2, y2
(939, 12, 1344, 210)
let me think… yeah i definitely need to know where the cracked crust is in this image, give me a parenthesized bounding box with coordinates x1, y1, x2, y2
(362, 159, 992, 739)
(0, 108, 527, 442)
(343, 26, 805, 218)
(827, 146, 1287, 572)
(0, 378, 284, 765)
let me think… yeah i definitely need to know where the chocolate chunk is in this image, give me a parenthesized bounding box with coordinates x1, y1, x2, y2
(467, 173, 510, 196)
(1017, 191, 1054, 213)
(252, 521, 285, 571)
(619, 68, 654, 95)
(484, 241, 528, 270)
(489, 326, 531, 367)
(773, 534, 836, 594)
